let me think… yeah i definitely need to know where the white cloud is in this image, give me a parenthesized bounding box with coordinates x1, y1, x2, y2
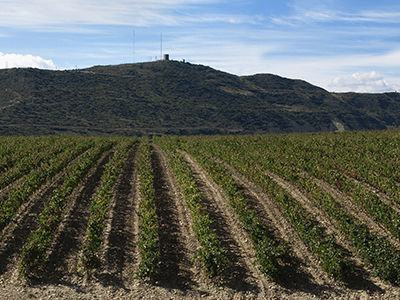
(274, 1, 400, 25)
(328, 71, 400, 93)
(0, 0, 225, 28)
(0, 52, 56, 69)
(354, 10, 400, 23)
(162, 28, 400, 92)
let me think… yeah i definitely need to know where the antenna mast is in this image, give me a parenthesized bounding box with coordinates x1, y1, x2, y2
(133, 30, 135, 63)
(160, 33, 162, 60)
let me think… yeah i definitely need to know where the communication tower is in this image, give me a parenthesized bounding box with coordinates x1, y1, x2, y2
(133, 30, 135, 63)
(160, 33, 163, 60)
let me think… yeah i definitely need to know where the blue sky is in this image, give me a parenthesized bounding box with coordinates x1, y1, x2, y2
(1, 0, 400, 93)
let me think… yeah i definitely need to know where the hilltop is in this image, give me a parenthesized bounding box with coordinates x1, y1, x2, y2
(0, 60, 399, 135)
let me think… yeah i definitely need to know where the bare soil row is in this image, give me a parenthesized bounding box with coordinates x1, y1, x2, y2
(0, 144, 399, 299)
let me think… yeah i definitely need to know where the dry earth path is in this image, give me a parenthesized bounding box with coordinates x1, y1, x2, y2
(151, 144, 197, 289)
(44, 150, 114, 282)
(0, 173, 65, 279)
(182, 151, 274, 298)
(97, 147, 139, 284)
(1, 143, 400, 299)
(314, 178, 400, 249)
(266, 171, 388, 293)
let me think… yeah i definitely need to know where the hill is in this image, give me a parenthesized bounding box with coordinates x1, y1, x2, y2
(0, 60, 399, 135)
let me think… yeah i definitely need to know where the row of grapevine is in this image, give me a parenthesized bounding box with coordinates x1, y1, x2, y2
(179, 141, 289, 281)
(0, 137, 96, 232)
(0, 137, 80, 190)
(135, 137, 160, 278)
(79, 137, 137, 270)
(154, 137, 228, 278)
(0, 136, 56, 174)
(183, 132, 400, 285)
(220, 134, 400, 285)
(181, 137, 352, 280)
(2, 130, 400, 290)
(292, 171, 400, 285)
(286, 137, 400, 240)
(18, 138, 115, 277)
(304, 130, 400, 191)
(236, 133, 400, 245)
(280, 145, 400, 284)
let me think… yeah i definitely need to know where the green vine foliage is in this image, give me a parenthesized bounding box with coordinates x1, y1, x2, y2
(181, 144, 290, 281)
(0, 137, 95, 232)
(177, 136, 352, 280)
(154, 137, 228, 278)
(18, 139, 115, 278)
(177, 132, 400, 285)
(135, 137, 160, 279)
(79, 137, 137, 270)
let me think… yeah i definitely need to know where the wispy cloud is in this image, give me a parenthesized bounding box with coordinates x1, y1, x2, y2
(0, 0, 251, 29)
(190, 14, 264, 25)
(350, 10, 400, 23)
(0, 0, 178, 27)
(272, 1, 400, 25)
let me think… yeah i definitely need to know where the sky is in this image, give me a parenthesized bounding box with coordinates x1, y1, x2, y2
(1, 0, 400, 93)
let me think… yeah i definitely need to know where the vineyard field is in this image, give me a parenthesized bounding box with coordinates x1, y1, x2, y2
(1, 131, 400, 299)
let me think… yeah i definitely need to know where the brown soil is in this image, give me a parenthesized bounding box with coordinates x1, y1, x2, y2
(314, 177, 400, 249)
(182, 152, 270, 295)
(349, 176, 400, 215)
(1, 145, 400, 299)
(0, 173, 65, 278)
(0, 148, 91, 278)
(42, 150, 114, 283)
(266, 172, 390, 292)
(227, 168, 334, 286)
(151, 144, 197, 288)
(97, 147, 139, 283)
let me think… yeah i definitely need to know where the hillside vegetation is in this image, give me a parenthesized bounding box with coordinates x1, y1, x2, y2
(0, 60, 399, 135)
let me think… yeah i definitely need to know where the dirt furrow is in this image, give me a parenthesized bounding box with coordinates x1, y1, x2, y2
(0, 177, 25, 206)
(269, 173, 334, 231)
(44, 150, 114, 282)
(0, 149, 92, 280)
(96, 147, 138, 284)
(0, 174, 65, 279)
(267, 172, 349, 249)
(220, 166, 332, 288)
(182, 152, 269, 297)
(151, 144, 197, 289)
(314, 177, 400, 249)
(349, 177, 400, 215)
(266, 171, 390, 291)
